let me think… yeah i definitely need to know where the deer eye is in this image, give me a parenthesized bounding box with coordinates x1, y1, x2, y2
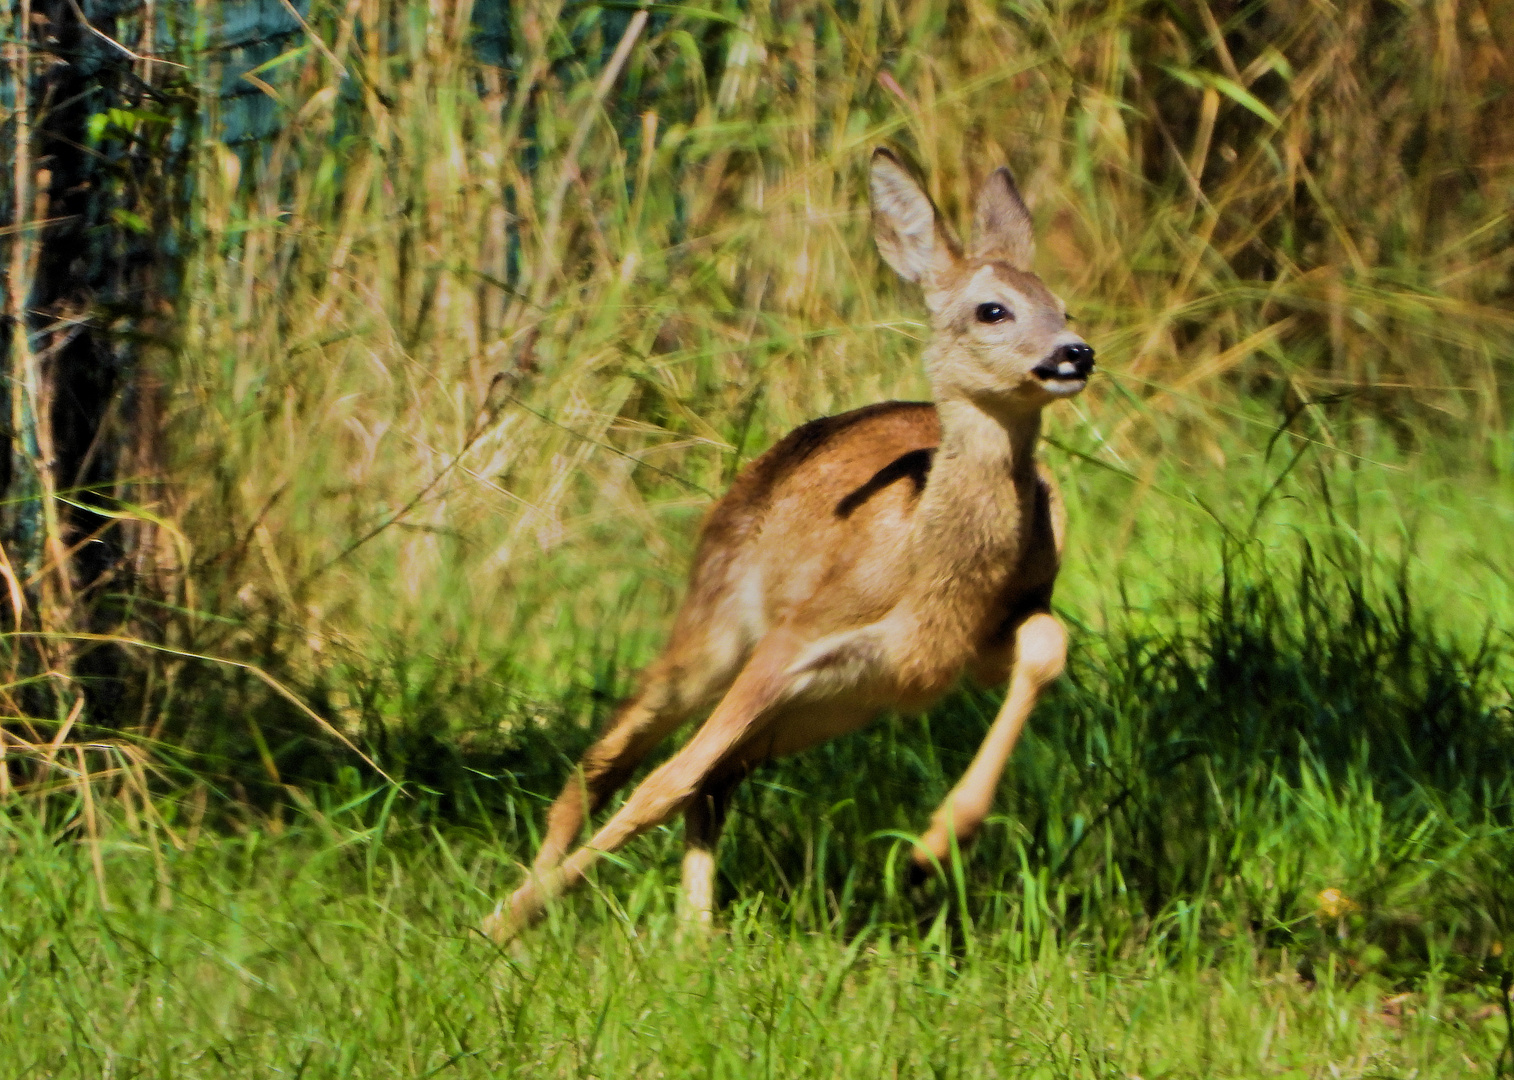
(975, 302, 1012, 324)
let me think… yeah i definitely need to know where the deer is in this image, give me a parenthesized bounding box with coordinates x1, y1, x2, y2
(484, 148, 1096, 941)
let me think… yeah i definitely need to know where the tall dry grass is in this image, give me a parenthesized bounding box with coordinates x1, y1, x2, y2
(142, 0, 1514, 741)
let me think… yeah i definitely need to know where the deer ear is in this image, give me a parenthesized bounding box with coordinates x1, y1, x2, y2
(870, 149, 956, 284)
(971, 166, 1034, 269)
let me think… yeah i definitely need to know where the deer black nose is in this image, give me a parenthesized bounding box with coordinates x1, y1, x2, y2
(1057, 343, 1096, 377)
(1033, 343, 1096, 382)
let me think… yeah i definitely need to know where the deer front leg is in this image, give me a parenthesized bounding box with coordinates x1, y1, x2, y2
(913, 612, 1066, 872)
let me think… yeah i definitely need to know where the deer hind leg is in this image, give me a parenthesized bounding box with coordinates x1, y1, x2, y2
(680, 770, 742, 926)
(492, 634, 803, 940)
(532, 671, 689, 878)
(533, 643, 743, 878)
(913, 611, 1066, 872)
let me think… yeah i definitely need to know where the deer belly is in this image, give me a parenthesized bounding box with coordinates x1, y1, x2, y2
(729, 699, 885, 765)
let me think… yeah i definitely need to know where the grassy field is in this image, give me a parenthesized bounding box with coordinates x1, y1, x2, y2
(2, 803, 1510, 1078)
(6, 530, 1514, 1075)
(4, 0, 1514, 1074)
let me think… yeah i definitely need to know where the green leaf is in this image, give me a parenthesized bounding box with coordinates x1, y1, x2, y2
(1158, 65, 1282, 127)
(1209, 73, 1282, 127)
(111, 208, 151, 234)
(242, 44, 311, 79)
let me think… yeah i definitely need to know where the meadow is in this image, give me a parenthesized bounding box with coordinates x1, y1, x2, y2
(2, 0, 1513, 1074)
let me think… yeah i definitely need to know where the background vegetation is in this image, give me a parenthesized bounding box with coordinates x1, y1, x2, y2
(2, 0, 1513, 1073)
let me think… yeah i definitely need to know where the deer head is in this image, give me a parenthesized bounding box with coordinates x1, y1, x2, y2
(870, 148, 1094, 417)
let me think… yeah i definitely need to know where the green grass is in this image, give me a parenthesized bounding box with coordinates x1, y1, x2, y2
(7, 532, 1513, 1075)
(2, 799, 1509, 1079)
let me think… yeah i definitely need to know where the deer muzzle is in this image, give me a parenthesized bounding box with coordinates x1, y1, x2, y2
(1031, 342, 1096, 382)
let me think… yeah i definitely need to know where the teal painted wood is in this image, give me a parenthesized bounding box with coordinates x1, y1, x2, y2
(1, 0, 198, 608)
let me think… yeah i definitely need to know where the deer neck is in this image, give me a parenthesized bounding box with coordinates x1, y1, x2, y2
(916, 393, 1041, 562)
(895, 395, 1043, 671)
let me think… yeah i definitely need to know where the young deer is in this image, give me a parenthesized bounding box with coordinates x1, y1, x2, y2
(485, 148, 1095, 940)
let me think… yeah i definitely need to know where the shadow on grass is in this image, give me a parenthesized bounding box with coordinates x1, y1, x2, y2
(716, 542, 1514, 983)
(146, 540, 1514, 986)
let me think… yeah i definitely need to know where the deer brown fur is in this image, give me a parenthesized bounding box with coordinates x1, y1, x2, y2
(485, 148, 1096, 940)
